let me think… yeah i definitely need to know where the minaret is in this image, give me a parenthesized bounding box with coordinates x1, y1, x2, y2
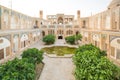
(40, 10, 43, 19)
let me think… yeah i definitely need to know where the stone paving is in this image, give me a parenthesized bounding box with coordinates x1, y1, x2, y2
(39, 56, 75, 80)
(30, 39, 75, 80)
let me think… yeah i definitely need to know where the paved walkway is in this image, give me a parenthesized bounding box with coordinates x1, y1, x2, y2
(39, 56, 75, 80)
(30, 39, 75, 80)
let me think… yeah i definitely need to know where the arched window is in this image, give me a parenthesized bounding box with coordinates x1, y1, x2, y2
(42, 31, 45, 37)
(76, 31, 79, 35)
(58, 17, 63, 24)
(82, 20, 86, 28)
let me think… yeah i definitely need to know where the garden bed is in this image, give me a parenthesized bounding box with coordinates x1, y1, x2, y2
(35, 62, 44, 80)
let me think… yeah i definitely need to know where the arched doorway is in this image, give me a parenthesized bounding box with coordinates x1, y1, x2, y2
(42, 31, 45, 37)
(58, 36, 63, 39)
(76, 31, 79, 35)
(0, 37, 10, 60)
(33, 33, 37, 42)
(110, 38, 120, 60)
(20, 34, 28, 48)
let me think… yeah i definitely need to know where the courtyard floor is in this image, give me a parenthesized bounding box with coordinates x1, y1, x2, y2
(29, 39, 75, 80)
(39, 56, 75, 80)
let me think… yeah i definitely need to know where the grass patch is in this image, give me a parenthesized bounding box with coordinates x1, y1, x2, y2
(41, 46, 77, 56)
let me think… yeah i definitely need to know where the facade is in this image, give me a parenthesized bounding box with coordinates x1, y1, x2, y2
(0, 5, 41, 62)
(81, 0, 120, 65)
(40, 11, 80, 39)
(0, 0, 120, 65)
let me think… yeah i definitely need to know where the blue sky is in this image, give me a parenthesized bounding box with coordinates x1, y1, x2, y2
(0, 0, 111, 19)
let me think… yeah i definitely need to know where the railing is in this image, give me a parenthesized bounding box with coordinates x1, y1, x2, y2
(74, 25, 79, 28)
(0, 29, 41, 35)
(41, 25, 47, 28)
(41, 24, 79, 29)
(48, 25, 55, 28)
(65, 25, 72, 28)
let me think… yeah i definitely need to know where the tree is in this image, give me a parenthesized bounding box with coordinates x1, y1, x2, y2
(65, 34, 82, 45)
(65, 35, 75, 44)
(73, 44, 120, 80)
(43, 34, 55, 45)
(0, 48, 44, 80)
(0, 58, 35, 80)
(75, 34, 82, 41)
(22, 48, 43, 64)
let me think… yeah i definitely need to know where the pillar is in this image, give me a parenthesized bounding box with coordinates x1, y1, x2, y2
(10, 34, 13, 56)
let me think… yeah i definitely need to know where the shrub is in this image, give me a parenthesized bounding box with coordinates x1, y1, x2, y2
(76, 44, 107, 57)
(43, 34, 55, 44)
(65, 35, 75, 44)
(75, 34, 82, 41)
(73, 44, 120, 80)
(22, 48, 43, 64)
(0, 48, 44, 80)
(0, 58, 35, 80)
(65, 34, 82, 45)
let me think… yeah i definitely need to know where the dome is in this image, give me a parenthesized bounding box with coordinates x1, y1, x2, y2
(108, 0, 120, 9)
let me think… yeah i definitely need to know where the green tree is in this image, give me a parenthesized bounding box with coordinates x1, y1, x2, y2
(0, 58, 35, 80)
(0, 48, 44, 80)
(75, 34, 82, 41)
(43, 34, 55, 45)
(65, 34, 82, 45)
(22, 48, 44, 64)
(65, 35, 75, 44)
(73, 44, 120, 80)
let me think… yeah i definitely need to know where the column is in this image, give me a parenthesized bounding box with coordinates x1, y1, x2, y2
(107, 34, 110, 58)
(10, 34, 13, 56)
(99, 33, 103, 50)
(18, 33, 21, 52)
(4, 48, 6, 59)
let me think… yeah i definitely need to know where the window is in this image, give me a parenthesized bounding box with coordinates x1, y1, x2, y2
(116, 49, 120, 59)
(0, 49, 4, 60)
(42, 31, 45, 37)
(4, 15, 8, 29)
(66, 31, 68, 35)
(95, 41, 97, 46)
(105, 16, 110, 29)
(21, 41, 26, 48)
(82, 21, 86, 28)
(58, 17, 63, 24)
(52, 30, 54, 34)
(111, 47, 115, 57)
(34, 20, 38, 28)
(6, 47, 10, 56)
(85, 37, 87, 41)
(104, 43, 107, 50)
(76, 31, 79, 35)
(115, 21, 117, 29)
(41, 22, 42, 25)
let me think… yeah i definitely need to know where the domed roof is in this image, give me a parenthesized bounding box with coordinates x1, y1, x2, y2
(108, 0, 120, 9)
